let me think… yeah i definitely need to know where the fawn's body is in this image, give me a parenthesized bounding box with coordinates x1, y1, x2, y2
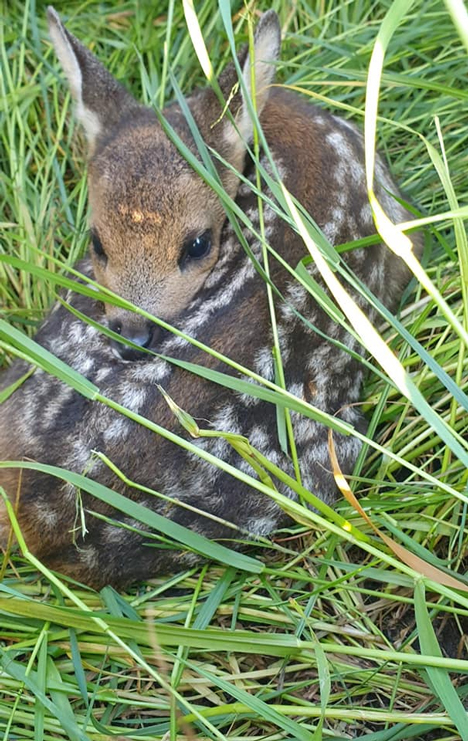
(0, 10, 420, 588)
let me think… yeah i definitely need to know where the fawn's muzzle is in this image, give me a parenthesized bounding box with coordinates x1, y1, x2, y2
(108, 317, 155, 361)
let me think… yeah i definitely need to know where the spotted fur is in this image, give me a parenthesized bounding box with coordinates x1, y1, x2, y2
(0, 9, 422, 588)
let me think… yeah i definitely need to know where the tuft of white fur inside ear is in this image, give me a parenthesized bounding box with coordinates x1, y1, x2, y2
(237, 10, 281, 142)
(75, 104, 102, 145)
(47, 6, 101, 144)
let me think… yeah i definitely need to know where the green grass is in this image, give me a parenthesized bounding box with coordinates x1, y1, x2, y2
(1, 0, 468, 739)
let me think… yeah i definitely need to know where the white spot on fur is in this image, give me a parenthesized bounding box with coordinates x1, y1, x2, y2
(32, 501, 59, 528)
(68, 323, 85, 344)
(206, 435, 230, 461)
(103, 417, 129, 444)
(80, 545, 98, 566)
(210, 404, 240, 434)
(128, 359, 170, 384)
(48, 337, 70, 356)
(104, 523, 126, 542)
(360, 203, 372, 224)
(236, 377, 262, 408)
(249, 424, 269, 450)
(334, 163, 346, 187)
(94, 367, 114, 384)
(246, 515, 277, 536)
(39, 385, 75, 427)
(327, 131, 353, 160)
(322, 220, 339, 243)
(254, 346, 274, 379)
(349, 159, 365, 183)
(312, 115, 326, 126)
(117, 383, 148, 412)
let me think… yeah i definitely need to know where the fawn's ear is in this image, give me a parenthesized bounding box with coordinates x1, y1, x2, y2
(223, 10, 281, 151)
(237, 11, 281, 139)
(47, 6, 139, 151)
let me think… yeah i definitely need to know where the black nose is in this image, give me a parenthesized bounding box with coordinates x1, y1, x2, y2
(108, 319, 154, 361)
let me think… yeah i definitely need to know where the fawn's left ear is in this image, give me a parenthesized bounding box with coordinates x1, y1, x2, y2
(47, 6, 140, 152)
(223, 10, 281, 152)
(237, 11, 281, 140)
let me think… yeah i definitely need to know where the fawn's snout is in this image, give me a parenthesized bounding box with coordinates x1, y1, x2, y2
(108, 315, 172, 360)
(108, 317, 154, 361)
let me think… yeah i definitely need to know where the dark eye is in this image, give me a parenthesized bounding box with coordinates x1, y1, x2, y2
(91, 229, 107, 262)
(184, 230, 212, 260)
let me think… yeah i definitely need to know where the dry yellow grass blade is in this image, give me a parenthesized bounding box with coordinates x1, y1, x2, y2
(328, 430, 468, 594)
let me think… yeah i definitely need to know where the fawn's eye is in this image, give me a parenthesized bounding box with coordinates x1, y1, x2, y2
(184, 230, 212, 260)
(91, 229, 107, 262)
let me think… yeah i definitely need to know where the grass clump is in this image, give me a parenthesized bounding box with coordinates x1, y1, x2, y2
(1, 0, 468, 739)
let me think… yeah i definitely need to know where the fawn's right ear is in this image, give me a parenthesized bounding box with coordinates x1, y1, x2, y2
(47, 6, 139, 151)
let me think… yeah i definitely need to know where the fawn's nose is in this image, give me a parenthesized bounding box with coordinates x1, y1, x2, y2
(108, 318, 154, 361)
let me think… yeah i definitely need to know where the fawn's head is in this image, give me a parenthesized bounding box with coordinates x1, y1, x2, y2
(47, 7, 281, 359)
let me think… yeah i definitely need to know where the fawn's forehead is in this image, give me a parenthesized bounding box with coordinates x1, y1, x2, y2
(87, 120, 225, 250)
(89, 123, 198, 209)
(87, 124, 223, 257)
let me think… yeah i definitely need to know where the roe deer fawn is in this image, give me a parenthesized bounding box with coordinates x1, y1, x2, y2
(0, 8, 421, 588)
